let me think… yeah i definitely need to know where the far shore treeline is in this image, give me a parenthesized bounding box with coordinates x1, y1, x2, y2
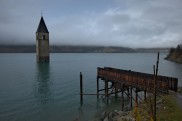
(165, 44, 182, 63)
(0, 45, 169, 53)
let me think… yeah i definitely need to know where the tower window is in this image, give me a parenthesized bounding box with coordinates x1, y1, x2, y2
(42, 35, 45, 40)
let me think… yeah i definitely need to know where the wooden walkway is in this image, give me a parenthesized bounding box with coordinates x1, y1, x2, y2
(79, 67, 178, 111)
(97, 67, 178, 95)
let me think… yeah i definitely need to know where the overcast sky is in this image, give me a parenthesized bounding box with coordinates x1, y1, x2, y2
(0, 0, 182, 48)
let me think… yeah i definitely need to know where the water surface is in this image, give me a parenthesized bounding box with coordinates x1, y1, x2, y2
(0, 53, 181, 121)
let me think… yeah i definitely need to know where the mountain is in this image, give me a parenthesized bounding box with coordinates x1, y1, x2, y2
(135, 48, 169, 53)
(51, 46, 135, 53)
(0, 45, 135, 53)
(0, 45, 170, 53)
(0, 45, 35, 53)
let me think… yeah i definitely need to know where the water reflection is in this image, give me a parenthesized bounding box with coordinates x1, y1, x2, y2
(35, 63, 52, 105)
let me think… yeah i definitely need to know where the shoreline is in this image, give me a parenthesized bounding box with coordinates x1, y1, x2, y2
(94, 88, 182, 121)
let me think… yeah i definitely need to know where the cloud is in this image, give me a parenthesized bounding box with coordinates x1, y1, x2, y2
(0, 0, 182, 47)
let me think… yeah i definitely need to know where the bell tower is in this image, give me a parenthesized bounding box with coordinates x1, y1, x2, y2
(36, 16, 49, 62)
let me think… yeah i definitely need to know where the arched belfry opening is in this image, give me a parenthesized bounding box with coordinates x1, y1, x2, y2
(36, 16, 49, 62)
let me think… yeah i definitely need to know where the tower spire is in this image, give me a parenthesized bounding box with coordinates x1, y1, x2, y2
(36, 16, 49, 33)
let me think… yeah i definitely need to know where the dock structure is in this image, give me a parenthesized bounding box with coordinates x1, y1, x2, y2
(96, 67, 178, 104)
(97, 67, 178, 93)
(80, 67, 178, 111)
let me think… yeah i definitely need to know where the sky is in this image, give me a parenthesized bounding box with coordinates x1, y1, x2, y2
(0, 0, 182, 48)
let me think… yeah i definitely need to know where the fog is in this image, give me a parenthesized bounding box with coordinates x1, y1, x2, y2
(0, 0, 182, 48)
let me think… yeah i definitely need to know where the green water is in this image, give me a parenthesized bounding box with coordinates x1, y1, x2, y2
(0, 53, 181, 121)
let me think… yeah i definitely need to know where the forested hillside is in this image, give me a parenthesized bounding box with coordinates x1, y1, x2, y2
(165, 44, 182, 63)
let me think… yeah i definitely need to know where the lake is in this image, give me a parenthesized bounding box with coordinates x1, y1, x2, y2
(0, 53, 181, 121)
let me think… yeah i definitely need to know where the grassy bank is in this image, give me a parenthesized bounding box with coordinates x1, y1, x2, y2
(157, 95, 182, 121)
(135, 94, 182, 121)
(97, 89, 182, 121)
(178, 87, 182, 93)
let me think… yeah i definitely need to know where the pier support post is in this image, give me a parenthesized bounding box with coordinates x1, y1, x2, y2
(105, 79, 109, 103)
(105, 80, 108, 97)
(127, 87, 130, 98)
(80, 72, 83, 104)
(130, 87, 132, 108)
(144, 90, 147, 101)
(135, 89, 138, 104)
(122, 89, 124, 111)
(97, 76, 99, 99)
(115, 82, 118, 97)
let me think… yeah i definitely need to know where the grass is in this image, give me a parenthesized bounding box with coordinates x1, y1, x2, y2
(178, 87, 182, 94)
(157, 95, 182, 121)
(133, 94, 182, 121)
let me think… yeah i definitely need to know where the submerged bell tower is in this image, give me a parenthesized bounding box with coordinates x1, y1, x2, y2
(36, 16, 49, 62)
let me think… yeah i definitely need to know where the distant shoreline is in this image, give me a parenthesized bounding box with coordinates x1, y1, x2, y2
(0, 45, 169, 53)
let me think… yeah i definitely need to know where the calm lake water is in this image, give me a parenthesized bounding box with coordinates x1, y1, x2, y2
(0, 53, 182, 121)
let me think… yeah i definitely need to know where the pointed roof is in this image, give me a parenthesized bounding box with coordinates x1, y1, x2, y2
(36, 17, 49, 33)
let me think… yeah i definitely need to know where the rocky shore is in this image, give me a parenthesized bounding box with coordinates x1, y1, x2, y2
(95, 110, 135, 121)
(73, 92, 182, 121)
(95, 92, 182, 121)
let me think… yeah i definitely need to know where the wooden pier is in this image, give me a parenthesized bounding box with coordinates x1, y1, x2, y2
(80, 67, 178, 101)
(80, 67, 178, 105)
(97, 67, 178, 95)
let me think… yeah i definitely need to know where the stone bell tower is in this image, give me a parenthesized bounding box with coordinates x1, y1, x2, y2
(36, 16, 49, 62)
